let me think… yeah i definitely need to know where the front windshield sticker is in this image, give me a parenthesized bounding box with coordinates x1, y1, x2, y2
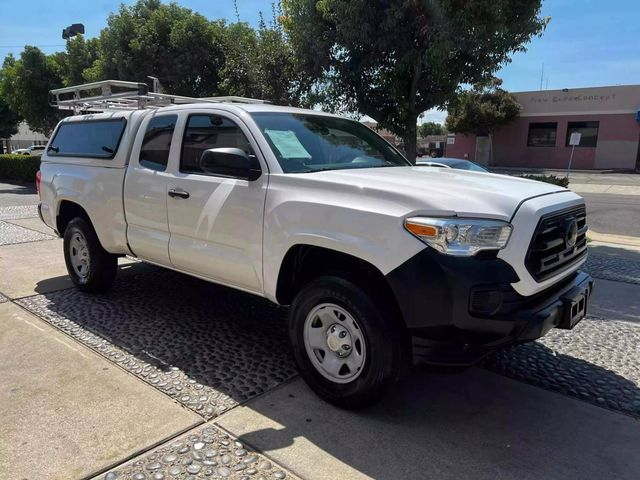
(264, 129, 312, 159)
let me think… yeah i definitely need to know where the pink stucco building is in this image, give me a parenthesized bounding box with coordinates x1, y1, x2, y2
(445, 84, 640, 170)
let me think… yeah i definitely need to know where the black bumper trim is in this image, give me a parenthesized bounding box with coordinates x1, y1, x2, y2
(385, 247, 594, 366)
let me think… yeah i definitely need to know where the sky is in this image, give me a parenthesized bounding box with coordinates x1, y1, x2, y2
(1, 0, 639, 124)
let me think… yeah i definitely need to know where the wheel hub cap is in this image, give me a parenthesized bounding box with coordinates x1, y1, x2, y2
(69, 232, 90, 279)
(326, 323, 352, 357)
(303, 303, 366, 383)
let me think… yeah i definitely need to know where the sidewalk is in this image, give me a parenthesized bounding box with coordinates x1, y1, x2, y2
(488, 167, 640, 195)
(215, 369, 640, 480)
(571, 183, 640, 196)
(589, 231, 640, 248)
(0, 301, 202, 479)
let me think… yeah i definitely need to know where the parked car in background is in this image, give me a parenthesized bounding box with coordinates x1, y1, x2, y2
(416, 157, 489, 172)
(27, 145, 46, 156)
(11, 148, 31, 155)
(9, 145, 46, 156)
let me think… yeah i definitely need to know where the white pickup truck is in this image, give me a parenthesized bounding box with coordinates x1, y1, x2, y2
(38, 81, 593, 408)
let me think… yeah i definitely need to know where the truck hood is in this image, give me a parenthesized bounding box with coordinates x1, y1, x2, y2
(296, 166, 569, 221)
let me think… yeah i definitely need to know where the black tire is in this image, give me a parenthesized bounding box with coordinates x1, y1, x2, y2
(63, 217, 117, 293)
(288, 276, 406, 409)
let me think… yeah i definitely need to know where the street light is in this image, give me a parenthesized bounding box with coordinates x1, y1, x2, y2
(62, 24, 85, 40)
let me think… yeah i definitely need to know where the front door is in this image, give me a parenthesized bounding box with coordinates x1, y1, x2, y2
(166, 112, 267, 294)
(475, 135, 491, 166)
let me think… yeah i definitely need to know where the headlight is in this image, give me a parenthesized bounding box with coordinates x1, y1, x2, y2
(404, 217, 512, 256)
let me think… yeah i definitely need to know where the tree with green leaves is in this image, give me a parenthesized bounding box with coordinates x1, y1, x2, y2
(60, 35, 100, 85)
(0, 97, 22, 153)
(0, 47, 64, 135)
(445, 81, 521, 164)
(418, 122, 445, 138)
(219, 22, 260, 98)
(0, 58, 22, 152)
(282, 0, 547, 162)
(219, 8, 309, 106)
(88, 0, 227, 96)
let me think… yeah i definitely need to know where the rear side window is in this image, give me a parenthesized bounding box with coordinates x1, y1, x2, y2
(181, 114, 254, 174)
(48, 119, 126, 159)
(139, 115, 177, 171)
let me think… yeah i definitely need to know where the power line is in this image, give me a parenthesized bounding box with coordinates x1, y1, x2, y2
(0, 44, 66, 49)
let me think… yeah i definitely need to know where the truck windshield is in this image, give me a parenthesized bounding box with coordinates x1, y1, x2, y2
(250, 112, 409, 173)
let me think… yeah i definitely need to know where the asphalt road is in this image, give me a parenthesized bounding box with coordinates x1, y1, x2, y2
(581, 192, 640, 237)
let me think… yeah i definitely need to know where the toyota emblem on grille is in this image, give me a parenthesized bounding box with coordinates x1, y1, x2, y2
(565, 218, 578, 247)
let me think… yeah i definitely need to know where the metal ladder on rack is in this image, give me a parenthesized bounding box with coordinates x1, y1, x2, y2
(50, 79, 268, 114)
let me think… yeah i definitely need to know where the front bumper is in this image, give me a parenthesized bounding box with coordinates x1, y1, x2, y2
(385, 248, 594, 366)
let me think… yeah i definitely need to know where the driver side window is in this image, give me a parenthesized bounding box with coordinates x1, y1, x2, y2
(180, 114, 254, 174)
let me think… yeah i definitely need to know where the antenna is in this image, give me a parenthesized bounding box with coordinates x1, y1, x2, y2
(147, 76, 161, 94)
(540, 63, 544, 91)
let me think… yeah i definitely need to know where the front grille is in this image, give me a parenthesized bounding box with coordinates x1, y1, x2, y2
(525, 205, 588, 281)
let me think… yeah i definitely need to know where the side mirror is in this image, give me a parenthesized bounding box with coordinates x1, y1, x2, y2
(199, 148, 261, 181)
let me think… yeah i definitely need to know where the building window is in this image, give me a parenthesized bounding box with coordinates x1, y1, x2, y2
(565, 121, 599, 147)
(527, 122, 557, 147)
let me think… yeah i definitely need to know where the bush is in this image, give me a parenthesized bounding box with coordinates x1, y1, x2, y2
(0, 154, 41, 183)
(519, 174, 569, 188)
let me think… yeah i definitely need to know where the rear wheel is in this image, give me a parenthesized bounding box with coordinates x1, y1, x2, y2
(288, 276, 405, 408)
(63, 217, 117, 293)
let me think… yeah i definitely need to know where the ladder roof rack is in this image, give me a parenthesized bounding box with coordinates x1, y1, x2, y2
(50, 79, 269, 113)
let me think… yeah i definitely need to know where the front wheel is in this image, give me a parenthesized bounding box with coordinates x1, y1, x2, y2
(288, 276, 405, 408)
(63, 217, 117, 293)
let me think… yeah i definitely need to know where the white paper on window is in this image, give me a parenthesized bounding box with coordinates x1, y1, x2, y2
(264, 129, 312, 159)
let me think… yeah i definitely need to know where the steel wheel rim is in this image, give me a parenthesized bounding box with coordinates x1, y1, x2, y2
(69, 231, 90, 280)
(303, 303, 366, 384)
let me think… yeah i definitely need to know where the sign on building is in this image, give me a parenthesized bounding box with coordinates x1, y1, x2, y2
(569, 132, 581, 146)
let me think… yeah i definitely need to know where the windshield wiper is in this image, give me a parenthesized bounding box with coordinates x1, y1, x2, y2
(47, 145, 59, 153)
(306, 167, 339, 173)
(101, 146, 115, 154)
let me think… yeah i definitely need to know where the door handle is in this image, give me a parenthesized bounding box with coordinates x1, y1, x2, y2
(168, 189, 190, 199)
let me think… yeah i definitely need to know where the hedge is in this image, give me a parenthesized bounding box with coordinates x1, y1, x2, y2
(519, 174, 569, 188)
(0, 154, 41, 183)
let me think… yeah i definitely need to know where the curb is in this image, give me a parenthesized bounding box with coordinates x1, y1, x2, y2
(589, 230, 640, 248)
(570, 184, 640, 196)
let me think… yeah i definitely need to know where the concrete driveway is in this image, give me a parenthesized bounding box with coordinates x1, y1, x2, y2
(0, 180, 639, 480)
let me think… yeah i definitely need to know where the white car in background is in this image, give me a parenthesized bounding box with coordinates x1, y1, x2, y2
(416, 157, 489, 172)
(11, 145, 46, 156)
(28, 145, 46, 156)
